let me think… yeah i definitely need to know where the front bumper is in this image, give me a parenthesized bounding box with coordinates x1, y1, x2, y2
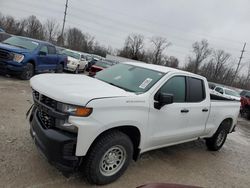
(0, 60, 25, 75)
(29, 107, 81, 172)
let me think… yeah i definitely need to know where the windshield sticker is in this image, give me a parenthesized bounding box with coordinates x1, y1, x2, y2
(31, 41, 39, 45)
(114, 75, 122, 80)
(139, 78, 153, 89)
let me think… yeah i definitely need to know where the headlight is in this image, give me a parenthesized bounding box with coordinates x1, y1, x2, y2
(59, 103, 93, 117)
(13, 53, 24, 63)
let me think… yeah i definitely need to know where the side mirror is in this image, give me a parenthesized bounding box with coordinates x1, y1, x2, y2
(219, 91, 223, 94)
(39, 51, 47, 56)
(154, 92, 173, 110)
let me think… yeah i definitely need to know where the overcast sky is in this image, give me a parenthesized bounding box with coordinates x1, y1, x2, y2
(1, 0, 250, 68)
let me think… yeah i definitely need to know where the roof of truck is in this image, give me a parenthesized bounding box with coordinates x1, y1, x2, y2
(123, 61, 203, 78)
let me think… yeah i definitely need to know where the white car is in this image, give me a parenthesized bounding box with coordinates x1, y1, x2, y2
(62, 49, 88, 73)
(28, 62, 240, 185)
(213, 86, 241, 101)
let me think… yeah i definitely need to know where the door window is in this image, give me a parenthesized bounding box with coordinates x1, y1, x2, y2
(215, 87, 223, 94)
(40, 46, 48, 54)
(160, 76, 186, 102)
(188, 77, 205, 102)
(47, 46, 56, 54)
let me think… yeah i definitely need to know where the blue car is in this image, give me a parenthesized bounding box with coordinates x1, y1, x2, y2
(0, 36, 67, 79)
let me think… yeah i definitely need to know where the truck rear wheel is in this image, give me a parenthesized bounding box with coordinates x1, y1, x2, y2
(206, 124, 228, 151)
(20, 63, 34, 80)
(84, 131, 133, 185)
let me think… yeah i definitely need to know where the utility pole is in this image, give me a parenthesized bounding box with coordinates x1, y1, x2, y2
(231, 42, 246, 85)
(60, 0, 69, 45)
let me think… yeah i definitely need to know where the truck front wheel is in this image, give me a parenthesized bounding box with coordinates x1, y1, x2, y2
(20, 63, 34, 80)
(84, 131, 133, 185)
(206, 124, 228, 151)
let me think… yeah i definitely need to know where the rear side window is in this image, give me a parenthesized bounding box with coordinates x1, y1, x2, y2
(188, 77, 205, 102)
(47, 46, 56, 54)
(160, 76, 186, 102)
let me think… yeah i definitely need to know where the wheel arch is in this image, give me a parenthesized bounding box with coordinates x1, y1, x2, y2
(87, 125, 141, 161)
(219, 118, 233, 133)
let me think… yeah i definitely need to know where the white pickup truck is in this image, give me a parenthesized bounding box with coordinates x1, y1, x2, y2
(28, 62, 240, 185)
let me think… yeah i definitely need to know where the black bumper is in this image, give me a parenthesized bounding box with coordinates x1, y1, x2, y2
(0, 61, 24, 75)
(29, 108, 80, 172)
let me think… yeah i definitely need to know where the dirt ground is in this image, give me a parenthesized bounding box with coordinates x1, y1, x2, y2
(0, 74, 250, 188)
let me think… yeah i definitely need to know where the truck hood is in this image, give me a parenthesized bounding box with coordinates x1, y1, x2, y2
(0, 43, 30, 53)
(67, 56, 79, 62)
(30, 74, 134, 106)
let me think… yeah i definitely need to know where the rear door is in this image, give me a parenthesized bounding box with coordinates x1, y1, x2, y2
(46, 45, 58, 70)
(186, 76, 210, 137)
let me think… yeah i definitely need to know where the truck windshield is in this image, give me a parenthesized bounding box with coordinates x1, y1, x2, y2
(95, 63, 164, 93)
(2, 36, 39, 51)
(62, 50, 80, 59)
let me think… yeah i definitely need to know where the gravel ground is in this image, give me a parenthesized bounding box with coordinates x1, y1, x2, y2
(0, 74, 250, 188)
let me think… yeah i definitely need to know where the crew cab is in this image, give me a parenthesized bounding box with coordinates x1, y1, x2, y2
(28, 62, 240, 185)
(0, 36, 67, 79)
(62, 49, 88, 73)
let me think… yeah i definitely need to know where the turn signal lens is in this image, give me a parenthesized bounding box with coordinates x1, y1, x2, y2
(75, 107, 92, 117)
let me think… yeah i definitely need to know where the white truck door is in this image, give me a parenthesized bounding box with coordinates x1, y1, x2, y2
(185, 76, 210, 138)
(147, 76, 209, 148)
(147, 76, 193, 148)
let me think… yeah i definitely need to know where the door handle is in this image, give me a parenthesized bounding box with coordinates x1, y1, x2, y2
(181, 109, 189, 113)
(202, 108, 208, 112)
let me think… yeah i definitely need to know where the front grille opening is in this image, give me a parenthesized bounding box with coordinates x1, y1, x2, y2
(40, 95, 57, 109)
(0, 50, 12, 60)
(33, 90, 40, 101)
(37, 110, 55, 129)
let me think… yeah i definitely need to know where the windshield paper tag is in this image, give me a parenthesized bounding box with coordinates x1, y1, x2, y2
(139, 78, 152, 89)
(31, 41, 39, 45)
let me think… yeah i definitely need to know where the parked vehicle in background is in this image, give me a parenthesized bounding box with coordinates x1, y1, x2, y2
(240, 90, 250, 97)
(213, 86, 241, 101)
(0, 28, 5, 33)
(0, 36, 67, 79)
(62, 49, 88, 73)
(85, 58, 98, 71)
(240, 90, 250, 119)
(208, 82, 216, 89)
(28, 62, 240, 185)
(88, 60, 113, 76)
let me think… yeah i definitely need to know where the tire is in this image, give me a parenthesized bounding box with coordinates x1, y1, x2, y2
(20, 63, 34, 80)
(206, 124, 228, 151)
(74, 65, 79, 74)
(84, 131, 133, 185)
(55, 63, 63, 73)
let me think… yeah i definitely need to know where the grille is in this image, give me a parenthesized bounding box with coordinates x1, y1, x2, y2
(0, 50, 12, 60)
(40, 95, 57, 109)
(33, 90, 40, 101)
(38, 110, 55, 128)
(32, 90, 57, 109)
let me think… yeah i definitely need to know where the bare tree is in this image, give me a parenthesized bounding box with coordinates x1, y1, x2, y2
(25, 15, 44, 40)
(163, 56, 179, 68)
(185, 39, 211, 73)
(66, 27, 85, 51)
(211, 50, 231, 82)
(44, 19, 59, 43)
(118, 33, 144, 60)
(151, 36, 171, 65)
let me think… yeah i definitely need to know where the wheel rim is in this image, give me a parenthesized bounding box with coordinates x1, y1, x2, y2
(99, 145, 126, 176)
(26, 66, 33, 78)
(216, 130, 226, 146)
